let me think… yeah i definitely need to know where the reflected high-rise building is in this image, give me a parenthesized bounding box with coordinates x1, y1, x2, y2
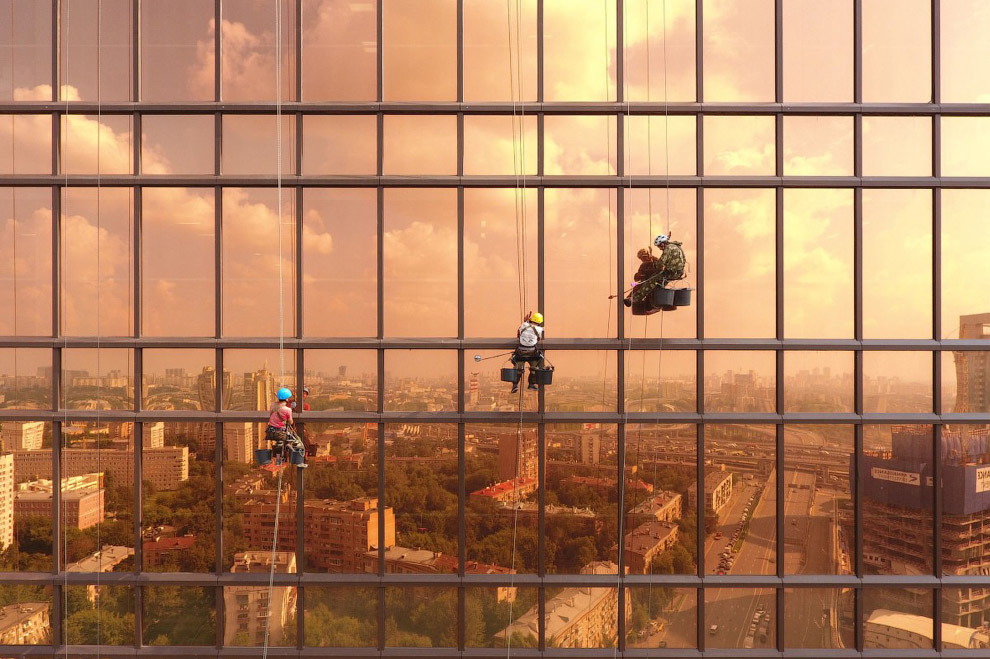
(197, 367, 232, 410)
(858, 425, 990, 627)
(498, 431, 538, 481)
(954, 314, 990, 413)
(0, 422, 44, 451)
(251, 368, 276, 413)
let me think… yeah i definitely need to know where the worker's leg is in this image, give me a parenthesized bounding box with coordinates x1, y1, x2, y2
(527, 352, 545, 389)
(510, 350, 526, 393)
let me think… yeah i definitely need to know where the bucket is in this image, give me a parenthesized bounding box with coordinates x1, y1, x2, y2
(532, 367, 554, 386)
(255, 449, 272, 466)
(651, 287, 675, 308)
(288, 448, 306, 465)
(501, 367, 521, 383)
(673, 288, 692, 306)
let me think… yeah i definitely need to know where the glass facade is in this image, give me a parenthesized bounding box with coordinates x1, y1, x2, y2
(0, 0, 987, 655)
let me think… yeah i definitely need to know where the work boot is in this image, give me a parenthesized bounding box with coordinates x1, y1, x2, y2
(623, 298, 632, 307)
(527, 383, 539, 391)
(510, 384, 519, 394)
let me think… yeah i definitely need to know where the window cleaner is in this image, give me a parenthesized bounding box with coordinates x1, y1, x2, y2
(623, 234, 691, 315)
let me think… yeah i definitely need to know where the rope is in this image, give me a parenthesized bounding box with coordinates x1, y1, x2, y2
(262, 2, 287, 658)
(95, 0, 104, 648)
(61, 0, 71, 652)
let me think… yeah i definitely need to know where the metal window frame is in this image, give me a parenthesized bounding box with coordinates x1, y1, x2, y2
(1, 0, 984, 655)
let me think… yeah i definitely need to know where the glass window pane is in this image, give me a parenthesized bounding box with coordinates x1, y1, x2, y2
(863, 189, 932, 339)
(0, 589, 52, 643)
(221, 349, 296, 411)
(222, 115, 296, 176)
(862, 425, 934, 576)
(782, 0, 853, 102)
(61, 188, 134, 336)
(703, 0, 774, 101)
(540, 583, 620, 648)
(463, 0, 536, 102)
(783, 116, 854, 176)
(301, 0, 377, 101)
(141, 115, 215, 175)
(783, 189, 854, 339)
(943, 587, 990, 634)
(59, 0, 132, 102)
(140, 0, 214, 102)
(862, 117, 931, 176)
(704, 587, 775, 649)
(543, 0, 616, 102)
(141, 422, 215, 573)
(304, 586, 378, 646)
(703, 352, 776, 413)
(221, 0, 296, 102)
(142, 349, 214, 411)
(223, 581, 295, 646)
(545, 188, 616, 338)
(0, 1, 52, 101)
(942, 117, 990, 177)
(304, 350, 377, 412)
(863, 352, 933, 414)
(142, 188, 215, 337)
(623, 187, 697, 339)
(704, 189, 775, 338)
(385, 587, 457, 647)
(544, 115, 616, 175)
(703, 116, 775, 176)
(544, 350, 617, 412)
(383, 115, 457, 175)
(8, 422, 53, 571)
(382, 0, 456, 102)
(784, 587, 853, 648)
(941, 1, 990, 102)
(863, 0, 931, 102)
(221, 188, 296, 337)
(624, 423, 697, 577)
(625, 116, 697, 176)
(63, 585, 135, 645)
(707, 424, 775, 574)
(463, 116, 537, 176)
(301, 116, 377, 175)
(0, 115, 52, 174)
(300, 422, 380, 573)
(624, 350, 696, 413)
(62, 348, 134, 410)
(463, 351, 537, 413)
(546, 422, 619, 575)
(945, 346, 990, 414)
(943, 191, 990, 333)
(0, 349, 52, 409)
(940, 425, 990, 589)
(863, 588, 933, 648)
(783, 425, 854, 577)
(62, 115, 133, 175)
(463, 188, 537, 338)
(383, 189, 456, 337)
(143, 586, 216, 645)
(623, 0, 696, 102)
(302, 189, 376, 337)
(59, 423, 137, 564)
(465, 423, 538, 570)
(784, 352, 853, 413)
(466, 586, 538, 647)
(384, 350, 456, 412)
(0, 188, 52, 336)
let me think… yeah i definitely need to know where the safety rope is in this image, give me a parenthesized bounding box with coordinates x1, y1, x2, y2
(61, 0, 71, 653)
(261, 1, 287, 658)
(96, 0, 102, 646)
(504, 1, 527, 652)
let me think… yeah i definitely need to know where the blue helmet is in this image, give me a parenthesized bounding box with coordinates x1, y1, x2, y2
(277, 387, 293, 401)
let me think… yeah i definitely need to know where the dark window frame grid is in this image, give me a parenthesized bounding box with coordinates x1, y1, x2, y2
(0, 0, 980, 655)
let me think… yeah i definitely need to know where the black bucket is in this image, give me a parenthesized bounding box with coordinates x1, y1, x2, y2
(532, 367, 554, 386)
(673, 288, 692, 306)
(255, 449, 272, 466)
(501, 367, 521, 383)
(651, 287, 675, 308)
(289, 449, 306, 466)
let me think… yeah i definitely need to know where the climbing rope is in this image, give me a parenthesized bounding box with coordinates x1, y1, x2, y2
(504, 0, 528, 652)
(261, 1, 287, 658)
(61, 0, 71, 652)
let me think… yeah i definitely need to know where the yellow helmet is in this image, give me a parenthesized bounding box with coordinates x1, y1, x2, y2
(530, 312, 544, 324)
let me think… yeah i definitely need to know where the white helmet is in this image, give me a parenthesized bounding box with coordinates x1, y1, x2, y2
(654, 234, 669, 247)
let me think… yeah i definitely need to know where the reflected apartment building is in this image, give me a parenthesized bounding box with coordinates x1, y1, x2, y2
(858, 314, 990, 627)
